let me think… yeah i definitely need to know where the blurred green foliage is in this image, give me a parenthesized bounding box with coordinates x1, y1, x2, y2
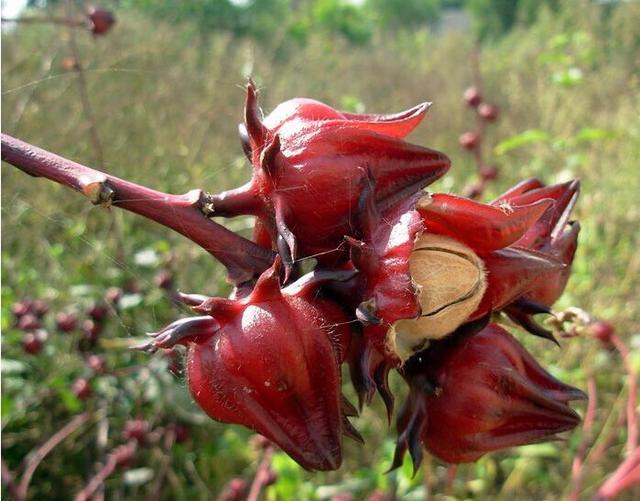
(2, 0, 640, 499)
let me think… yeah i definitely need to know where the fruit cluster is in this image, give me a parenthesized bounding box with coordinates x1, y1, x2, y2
(137, 82, 585, 471)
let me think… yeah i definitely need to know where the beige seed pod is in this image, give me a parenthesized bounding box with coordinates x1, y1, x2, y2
(387, 233, 487, 360)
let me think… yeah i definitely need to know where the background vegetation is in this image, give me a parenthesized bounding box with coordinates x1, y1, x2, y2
(2, 0, 639, 499)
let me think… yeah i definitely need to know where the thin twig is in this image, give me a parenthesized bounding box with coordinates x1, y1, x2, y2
(594, 448, 640, 500)
(610, 333, 638, 453)
(150, 427, 176, 498)
(247, 445, 275, 501)
(16, 412, 92, 499)
(1, 133, 274, 284)
(73, 440, 138, 501)
(570, 376, 597, 501)
(1, 458, 22, 501)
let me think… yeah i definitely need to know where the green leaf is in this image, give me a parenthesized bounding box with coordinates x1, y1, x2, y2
(552, 67, 584, 87)
(494, 130, 550, 156)
(573, 127, 616, 143)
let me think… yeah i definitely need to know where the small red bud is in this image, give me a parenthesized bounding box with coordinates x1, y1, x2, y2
(71, 378, 93, 400)
(463, 86, 482, 107)
(154, 271, 174, 290)
(478, 103, 499, 122)
(82, 319, 102, 344)
(591, 320, 615, 346)
(17, 314, 41, 331)
(11, 299, 33, 318)
(459, 131, 480, 151)
(62, 57, 78, 71)
(88, 304, 109, 322)
(22, 331, 45, 354)
(218, 478, 247, 501)
(104, 286, 123, 305)
(87, 7, 115, 36)
(32, 299, 50, 317)
(55, 312, 77, 333)
(479, 165, 499, 181)
(123, 419, 149, 444)
(173, 423, 191, 443)
(86, 354, 107, 374)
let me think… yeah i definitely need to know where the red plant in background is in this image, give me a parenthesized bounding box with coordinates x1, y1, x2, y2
(87, 7, 115, 36)
(460, 47, 504, 199)
(2, 79, 595, 491)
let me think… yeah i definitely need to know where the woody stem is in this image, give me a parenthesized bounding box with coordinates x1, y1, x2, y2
(1, 133, 274, 285)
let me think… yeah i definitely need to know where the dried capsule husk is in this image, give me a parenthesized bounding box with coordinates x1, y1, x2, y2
(388, 234, 487, 360)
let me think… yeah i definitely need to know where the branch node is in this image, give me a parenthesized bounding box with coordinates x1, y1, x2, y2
(199, 191, 216, 217)
(82, 180, 114, 207)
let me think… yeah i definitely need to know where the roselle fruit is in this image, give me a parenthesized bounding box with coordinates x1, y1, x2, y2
(348, 178, 565, 366)
(87, 7, 115, 36)
(55, 311, 77, 332)
(478, 103, 499, 122)
(459, 131, 480, 150)
(463, 86, 482, 107)
(17, 313, 41, 331)
(11, 299, 33, 318)
(212, 82, 450, 269)
(21, 331, 45, 354)
(392, 322, 585, 467)
(140, 258, 357, 470)
(1, 86, 590, 475)
(479, 165, 499, 181)
(71, 377, 93, 400)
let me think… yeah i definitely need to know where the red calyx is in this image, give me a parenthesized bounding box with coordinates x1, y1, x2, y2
(11, 299, 33, 318)
(213, 82, 449, 270)
(139, 258, 358, 471)
(478, 103, 499, 121)
(459, 131, 480, 150)
(86, 354, 107, 374)
(55, 312, 77, 333)
(17, 314, 41, 331)
(71, 378, 93, 400)
(479, 165, 499, 181)
(88, 303, 109, 322)
(590, 320, 615, 346)
(87, 7, 116, 36)
(22, 331, 46, 354)
(463, 86, 482, 107)
(392, 322, 585, 468)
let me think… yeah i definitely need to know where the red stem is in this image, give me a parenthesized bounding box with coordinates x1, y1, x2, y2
(73, 441, 138, 501)
(1, 133, 274, 284)
(570, 376, 597, 501)
(1, 459, 22, 501)
(247, 445, 274, 501)
(595, 448, 640, 500)
(610, 333, 638, 453)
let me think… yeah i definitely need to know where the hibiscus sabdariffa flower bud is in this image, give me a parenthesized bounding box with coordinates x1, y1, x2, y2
(389, 233, 487, 360)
